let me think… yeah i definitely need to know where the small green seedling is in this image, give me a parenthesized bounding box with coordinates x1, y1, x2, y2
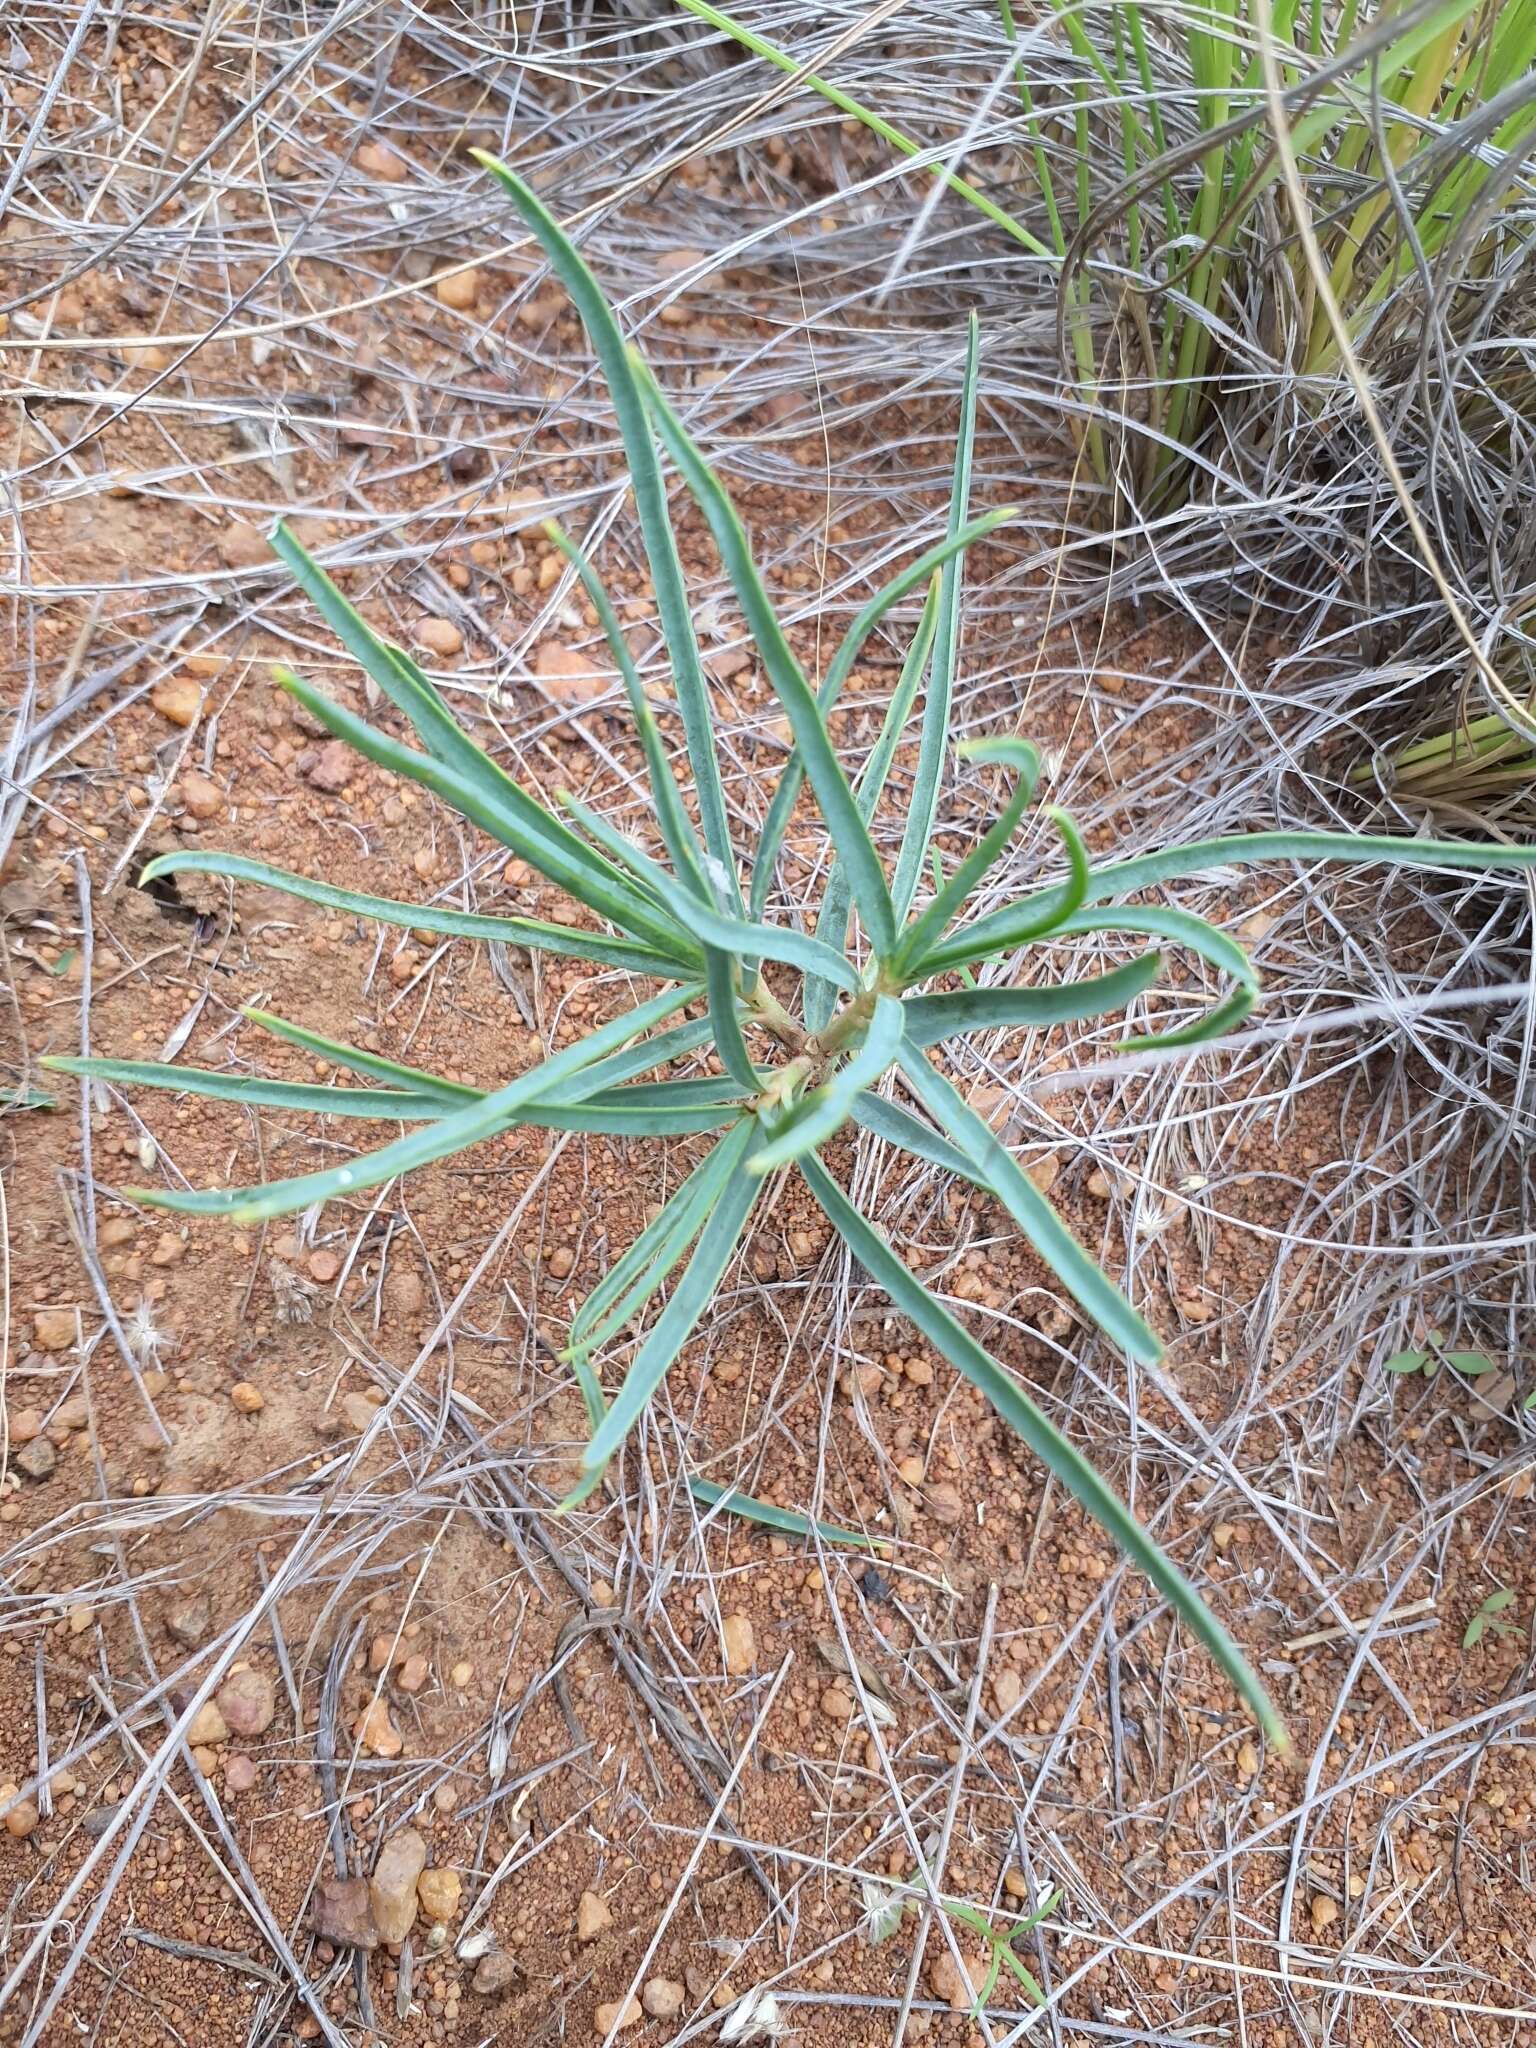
(1463, 1589, 1519, 1649)
(860, 1877, 1060, 2011)
(1384, 1338, 1497, 1379)
(46, 153, 1536, 1754)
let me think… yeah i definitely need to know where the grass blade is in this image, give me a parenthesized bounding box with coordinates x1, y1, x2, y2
(578, 1118, 764, 1478)
(897, 1045, 1161, 1365)
(240, 1007, 479, 1100)
(891, 313, 980, 923)
(799, 1154, 1286, 1749)
(471, 152, 743, 915)
(671, 0, 1053, 257)
(687, 1478, 886, 1551)
(140, 849, 697, 978)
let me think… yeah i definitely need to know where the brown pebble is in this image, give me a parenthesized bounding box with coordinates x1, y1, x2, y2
(218, 1666, 276, 1737)
(150, 1231, 188, 1266)
(32, 1310, 76, 1352)
(594, 1997, 641, 2035)
(397, 1654, 429, 1694)
(435, 268, 481, 311)
(307, 1249, 341, 1284)
(152, 677, 203, 728)
(819, 1684, 854, 1722)
(416, 617, 463, 658)
(219, 520, 270, 570)
(223, 1753, 258, 1793)
(4, 1799, 39, 1839)
(642, 1979, 685, 2020)
(721, 1613, 756, 1676)
(230, 1382, 264, 1415)
(547, 1246, 575, 1279)
(449, 1660, 473, 1687)
(576, 1889, 613, 1942)
(1310, 1894, 1339, 1934)
(416, 1866, 462, 1922)
(179, 774, 222, 820)
(357, 141, 407, 182)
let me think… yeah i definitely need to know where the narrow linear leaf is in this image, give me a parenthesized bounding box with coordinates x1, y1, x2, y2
(898, 1046, 1162, 1365)
(804, 578, 943, 1033)
(140, 849, 695, 977)
(633, 357, 897, 958)
(542, 519, 710, 895)
(895, 737, 1042, 971)
(902, 952, 1163, 1047)
(687, 1477, 887, 1550)
(470, 152, 743, 914)
(799, 1155, 1287, 1750)
(273, 665, 690, 955)
(579, 1118, 764, 1476)
(944, 828, 1536, 969)
(569, 1132, 744, 1357)
(125, 983, 702, 1223)
(40, 1056, 458, 1123)
(850, 1089, 982, 1184)
(754, 510, 1015, 921)
(240, 1008, 478, 1100)
(891, 313, 980, 923)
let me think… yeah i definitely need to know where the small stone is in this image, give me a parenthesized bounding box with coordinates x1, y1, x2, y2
(6, 1407, 40, 1444)
(355, 1698, 402, 1757)
(594, 1997, 641, 2034)
(187, 1701, 229, 1747)
(230, 1381, 264, 1415)
(32, 1310, 76, 1352)
(223, 1753, 258, 1793)
(1236, 1740, 1259, 1780)
(472, 1949, 520, 1996)
(179, 774, 222, 820)
(577, 1889, 613, 1942)
(342, 1392, 378, 1433)
(16, 1439, 56, 1481)
(416, 617, 463, 658)
(307, 1249, 341, 1284)
(370, 1827, 427, 1943)
(904, 1357, 933, 1386)
(369, 1634, 404, 1672)
(1212, 1521, 1237, 1551)
(819, 1684, 854, 1723)
(546, 1245, 575, 1279)
(150, 1231, 188, 1266)
(397, 1654, 429, 1694)
(928, 1950, 982, 2010)
(191, 1744, 218, 1776)
(435, 268, 481, 311)
(991, 1666, 1023, 1716)
(1002, 1868, 1029, 1901)
(218, 1666, 276, 1736)
(218, 520, 270, 570)
(924, 1482, 965, 1525)
(304, 740, 351, 792)
(721, 1613, 756, 1676)
(312, 1876, 379, 1949)
(416, 1866, 461, 1923)
(152, 677, 203, 727)
(1086, 1167, 1115, 1199)
(450, 1660, 473, 1687)
(1025, 1150, 1061, 1194)
(4, 1799, 39, 1839)
(1310, 1894, 1339, 1935)
(642, 1979, 685, 2020)
(164, 1597, 210, 1646)
(534, 639, 609, 704)
(98, 1217, 135, 1249)
(357, 140, 407, 181)
(896, 1455, 925, 1487)
(384, 1267, 426, 1321)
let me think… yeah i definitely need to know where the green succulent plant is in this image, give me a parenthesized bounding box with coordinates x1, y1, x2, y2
(48, 155, 1536, 1750)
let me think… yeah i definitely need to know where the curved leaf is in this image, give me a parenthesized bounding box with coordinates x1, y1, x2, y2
(902, 952, 1163, 1047)
(799, 1154, 1286, 1749)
